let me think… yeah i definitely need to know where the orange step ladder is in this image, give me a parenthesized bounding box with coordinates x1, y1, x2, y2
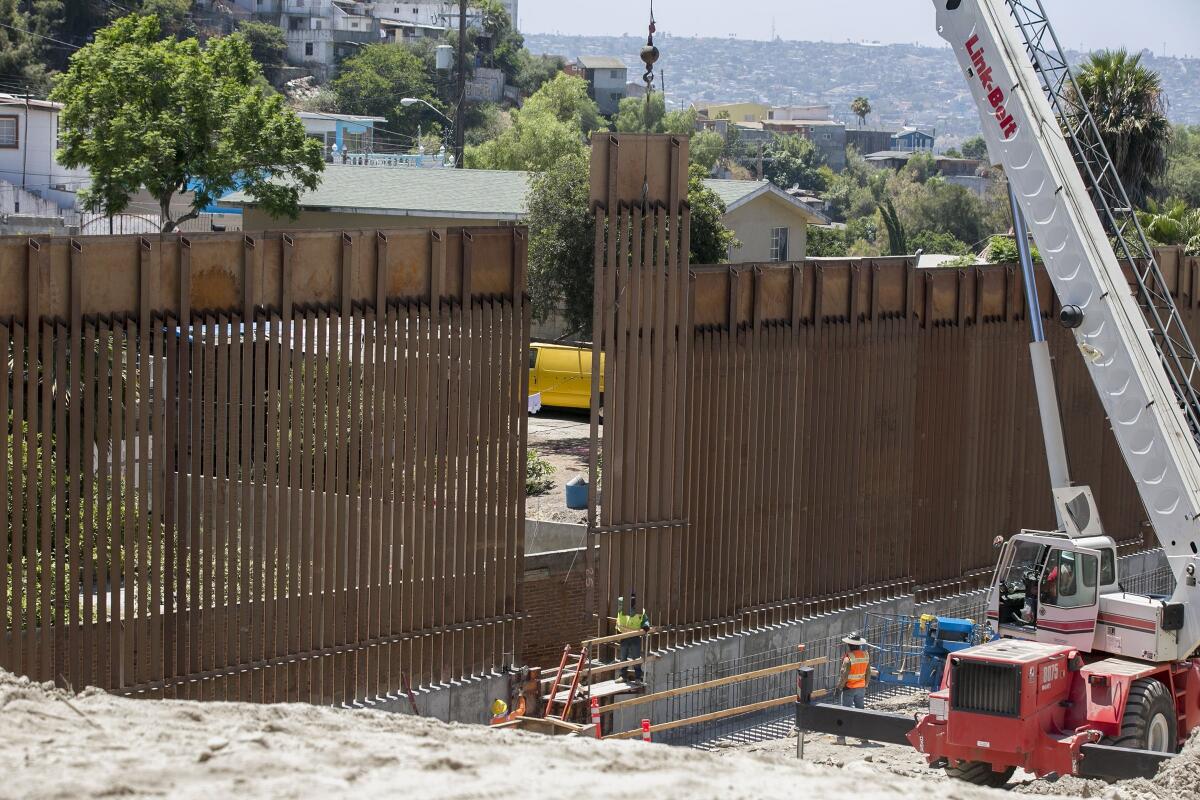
(543, 645, 586, 721)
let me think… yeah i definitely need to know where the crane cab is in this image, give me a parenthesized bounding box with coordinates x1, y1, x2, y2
(985, 488, 1185, 661)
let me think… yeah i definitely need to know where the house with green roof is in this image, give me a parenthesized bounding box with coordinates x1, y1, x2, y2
(223, 165, 824, 263)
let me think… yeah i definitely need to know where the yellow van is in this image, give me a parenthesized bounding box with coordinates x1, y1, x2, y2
(528, 342, 604, 410)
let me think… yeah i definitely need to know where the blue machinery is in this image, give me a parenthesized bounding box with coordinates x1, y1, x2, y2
(866, 612, 993, 690)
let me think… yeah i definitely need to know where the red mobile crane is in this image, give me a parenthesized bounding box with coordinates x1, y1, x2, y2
(800, 0, 1200, 785)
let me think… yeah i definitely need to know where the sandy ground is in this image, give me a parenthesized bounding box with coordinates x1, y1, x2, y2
(526, 410, 590, 524)
(0, 670, 1060, 800)
(723, 693, 1198, 800)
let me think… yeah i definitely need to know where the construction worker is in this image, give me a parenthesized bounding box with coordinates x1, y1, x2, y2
(489, 698, 509, 725)
(836, 631, 870, 745)
(615, 593, 651, 683)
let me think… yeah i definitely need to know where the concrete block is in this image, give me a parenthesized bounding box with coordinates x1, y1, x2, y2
(525, 520, 587, 555)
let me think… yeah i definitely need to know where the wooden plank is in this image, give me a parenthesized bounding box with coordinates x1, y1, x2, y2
(597, 656, 826, 715)
(605, 693, 800, 739)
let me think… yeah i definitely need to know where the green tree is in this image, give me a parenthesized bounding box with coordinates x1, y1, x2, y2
(1073, 49, 1171, 208)
(807, 226, 848, 257)
(984, 234, 1041, 264)
(526, 151, 594, 334)
(1164, 125, 1200, 207)
(1137, 198, 1200, 254)
(466, 74, 601, 171)
(903, 152, 938, 183)
(513, 51, 565, 96)
(690, 130, 725, 172)
(908, 229, 970, 255)
(473, 0, 524, 78)
(614, 92, 665, 133)
(238, 20, 287, 87)
(688, 164, 738, 264)
(52, 15, 324, 231)
(765, 134, 826, 193)
(960, 135, 988, 160)
(526, 157, 737, 334)
(0, 0, 52, 95)
(850, 96, 872, 127)
(878, 195, 907, 256)
(331, 43, 436, 137)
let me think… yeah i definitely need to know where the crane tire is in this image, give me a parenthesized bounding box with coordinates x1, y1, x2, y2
(1104, 677, 1177, 754)
(944, 760, 1015, 787)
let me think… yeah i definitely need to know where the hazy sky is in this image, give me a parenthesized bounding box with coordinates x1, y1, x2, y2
(519, 1, 1200, 57)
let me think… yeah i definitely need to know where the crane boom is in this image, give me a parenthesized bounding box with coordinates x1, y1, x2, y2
(935, 0, 1200, 657)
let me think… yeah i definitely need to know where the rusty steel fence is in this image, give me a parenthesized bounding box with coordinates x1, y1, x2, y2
(589, 133, 1191, 647)
(0, 227, 529, 703)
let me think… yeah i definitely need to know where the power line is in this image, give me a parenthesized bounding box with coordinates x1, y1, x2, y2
(0, 21, 82, 51)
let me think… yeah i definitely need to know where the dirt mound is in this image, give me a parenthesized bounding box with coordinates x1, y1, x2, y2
(1, 669, 1033, 800)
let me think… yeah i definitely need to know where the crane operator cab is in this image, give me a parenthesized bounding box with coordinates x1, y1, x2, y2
(987, 487, 1119, 653)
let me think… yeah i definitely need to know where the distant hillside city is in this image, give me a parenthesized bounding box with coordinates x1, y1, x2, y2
(526, 33, 1200, 147)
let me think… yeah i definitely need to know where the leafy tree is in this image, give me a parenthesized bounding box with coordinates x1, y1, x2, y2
(1164, 125, 1200, 207)
(891, 172, 991, 251)
(519, 72, 604, 137)
(903, 152, 938, 183)
(1073, 49, 1171, 208)
(0, 0, 53, 95)
(690, 130, 725, 172)
(52, 15, 324, 231)
(764, 134, 826, 193)
(984, 234, 1041, 264)
(473, 0, 524, 78)
(526, 157, 736, 334)
(331, 43, 437, 137)
(943, 148, 962, 158)
(526, 151, 594, 334)
(140, 0, 195, 40)
(807, 226, 848, 257)
(614, 93, 665, 132)
(850, 96, 872, 127)
(689, 163, 738, 264)
(909, 229, 970, 255)
(238, 20, 287, 87)
(466, 74, 601, 171)
(960, 135, 988, 160)
(513, 51, 565, 96)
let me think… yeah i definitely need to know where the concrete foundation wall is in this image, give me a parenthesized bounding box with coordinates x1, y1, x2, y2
(362, 671, 511, 725)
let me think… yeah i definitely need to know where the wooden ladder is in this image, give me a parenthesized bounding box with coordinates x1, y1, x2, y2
(543, 645, 586, 721)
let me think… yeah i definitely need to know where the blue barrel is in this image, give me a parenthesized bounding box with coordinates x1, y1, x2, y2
(565, 476, 588, 509)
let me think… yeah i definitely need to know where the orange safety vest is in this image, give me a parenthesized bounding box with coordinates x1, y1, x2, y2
(845, 649, 869, 690)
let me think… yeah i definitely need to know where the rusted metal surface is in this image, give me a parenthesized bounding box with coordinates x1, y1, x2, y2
(0, 227, 527, 703)
(591, 143, 1180, 645)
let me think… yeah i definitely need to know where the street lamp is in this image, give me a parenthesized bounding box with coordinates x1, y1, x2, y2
(401, 97, 454, 165)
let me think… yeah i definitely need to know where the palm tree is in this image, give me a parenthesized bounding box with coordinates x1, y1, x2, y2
(1137, 198, 1200, 254)
(1073, 49, 1171, 208)
(850, 96, 872, 128)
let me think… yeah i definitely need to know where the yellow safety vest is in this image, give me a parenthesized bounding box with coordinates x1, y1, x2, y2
(845, 650, 869, 689)
(616, 609, 647, 633)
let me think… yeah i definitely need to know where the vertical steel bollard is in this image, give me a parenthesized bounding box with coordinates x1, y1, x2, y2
(591, 697, 601, 739)
(641, 719, 652, 743)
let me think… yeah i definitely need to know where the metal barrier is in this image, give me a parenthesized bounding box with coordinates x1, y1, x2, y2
(1, 227, 529, 704)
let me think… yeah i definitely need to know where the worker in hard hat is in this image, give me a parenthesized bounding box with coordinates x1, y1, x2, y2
(615, 592, 651, 683)
(835, 632, 871, 745)
(489, 698, 508, 725)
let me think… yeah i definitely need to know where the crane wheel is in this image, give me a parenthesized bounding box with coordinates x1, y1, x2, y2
(1104, 678, 1178, 754)
(944, 760, 1015, 787)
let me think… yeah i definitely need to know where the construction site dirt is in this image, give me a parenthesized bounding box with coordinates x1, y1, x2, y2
(5, 669, 1197, 800)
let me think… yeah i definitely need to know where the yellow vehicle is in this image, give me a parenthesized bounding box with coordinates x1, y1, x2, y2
(528, 341, 604, 410)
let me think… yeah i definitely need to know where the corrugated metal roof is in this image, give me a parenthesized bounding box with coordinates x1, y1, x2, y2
(576, 56, 628, 70)
(223, 165, 531, 220)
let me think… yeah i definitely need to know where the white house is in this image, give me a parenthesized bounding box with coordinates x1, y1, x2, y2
(0, 94, 90, 213)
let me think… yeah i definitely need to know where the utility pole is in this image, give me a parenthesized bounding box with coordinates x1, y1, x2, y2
(454, 1, 467, 168)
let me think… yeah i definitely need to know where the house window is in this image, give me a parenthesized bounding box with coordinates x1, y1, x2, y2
(0, 116, 17, 148)
(769, 227, 789, 261)
(823, 133, 831, 140)
(609, 69, 622, 79)
(349, 20, 358, 28)
(343, 131, 365, 152)
(304, 41, 314, 56)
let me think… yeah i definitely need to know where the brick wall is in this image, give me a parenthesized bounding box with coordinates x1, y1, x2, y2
(522, 549, 593, 668)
